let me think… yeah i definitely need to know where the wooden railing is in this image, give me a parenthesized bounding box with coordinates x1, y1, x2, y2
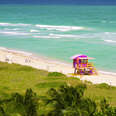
(87, 62, 94, 67)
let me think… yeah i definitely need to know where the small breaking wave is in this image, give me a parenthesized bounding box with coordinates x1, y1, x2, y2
(35, 24, 87, 32)
(30, 29, 40, 33)
(104, 40, 116, 43)
(99, 71, 116, 76)
(49, 33, 79, 38)
(33, 33, 81, 39)
(0, 31, 29, 35)
(33, 35, 61, 39)
(4, 28, 20, 31)
(0, 46, 32, 56)
(0, 22, 31, 27)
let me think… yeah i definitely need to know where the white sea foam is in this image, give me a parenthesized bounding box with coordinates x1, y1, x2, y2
(33, 35, 61, 39)
(104, 40, 116, 43)
(8, 50, 33, 56)
(4, 28, 20, 31)
(104, 32, 116, 35)
(99, 71, 116, 76)
(32, 32, 116, 41)
(0, 23, 11, 26)
(49, 33, 79, 38)
(35, 24, 86, 32)
(30, 29, 40, 33)
(33, 33, 81, 39)
(0, 46, 32, 56)
(0, 47, 8, 50)
(0, 31, 29, 35)
(74, 32, 116, 40)
(0, 22, 31, 27)
(48, 33, 108, 40)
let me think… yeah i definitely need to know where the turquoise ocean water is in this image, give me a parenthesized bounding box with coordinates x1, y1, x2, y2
(0, 5, 116, 73)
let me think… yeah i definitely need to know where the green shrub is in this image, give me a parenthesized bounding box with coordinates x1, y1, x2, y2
(95, 98, 116, 116)
(17, 66, 35, 72)
(48, 72, 65, 77)
(35, 82, 66, 88)
(95, 83, 113, 89)
(0, 106, 7, 116)
(0, 89, 39, 116)
(84, 80, 93, 85)
(44, 84, 98, 116)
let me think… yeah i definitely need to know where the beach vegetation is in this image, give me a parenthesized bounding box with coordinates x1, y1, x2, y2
(0, 88, 39, 116)
(48, 72, 65, 77)
(95, 83, 115, 89)
(0, 84, 116, 116)
(44, 84, 96, 116)
(0, 62, 116, 115)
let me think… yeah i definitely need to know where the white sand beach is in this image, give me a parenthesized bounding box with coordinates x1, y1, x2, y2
(0, 47, 116, 86)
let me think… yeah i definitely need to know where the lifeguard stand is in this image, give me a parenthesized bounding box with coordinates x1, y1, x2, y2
(71, 54, 97, 75)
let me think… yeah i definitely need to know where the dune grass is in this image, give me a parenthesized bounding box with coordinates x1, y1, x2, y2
(0, 61, 116, 114)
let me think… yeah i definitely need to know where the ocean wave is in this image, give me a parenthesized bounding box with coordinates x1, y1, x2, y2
(33, 32, 116, 41)
(4, 28, 20, 31)
(33, 35, 61, 39)
(0, 46, 32, 56)
(48, 32, 116, 40)
(76, 32, 116, 40)
(0, 31, 29, 35)
(30, 29, 40, 33)
(104, 40, 116, 43)
(99, 71, 116, 76)
(8, 50, 33, 56)
(49, 33, 79, 38)
(101, 20, 116, 24)
(35, 24, 86, 32)
(33, 33, 81, 39)
(0, 22, 31, 27)
(104, 32, 116, 35)
(0, 47, 8, 50)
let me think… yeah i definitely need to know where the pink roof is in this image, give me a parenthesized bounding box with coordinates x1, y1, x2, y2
(70, 54, 94, 60)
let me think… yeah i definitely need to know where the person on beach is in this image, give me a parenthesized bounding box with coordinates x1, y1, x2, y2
(5, 55, 13, 64)
(25, 57, 31, 63)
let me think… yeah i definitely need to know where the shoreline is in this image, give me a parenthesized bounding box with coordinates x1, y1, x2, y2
(0, 46, 74, 74)
(0, 46, 116, 86)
